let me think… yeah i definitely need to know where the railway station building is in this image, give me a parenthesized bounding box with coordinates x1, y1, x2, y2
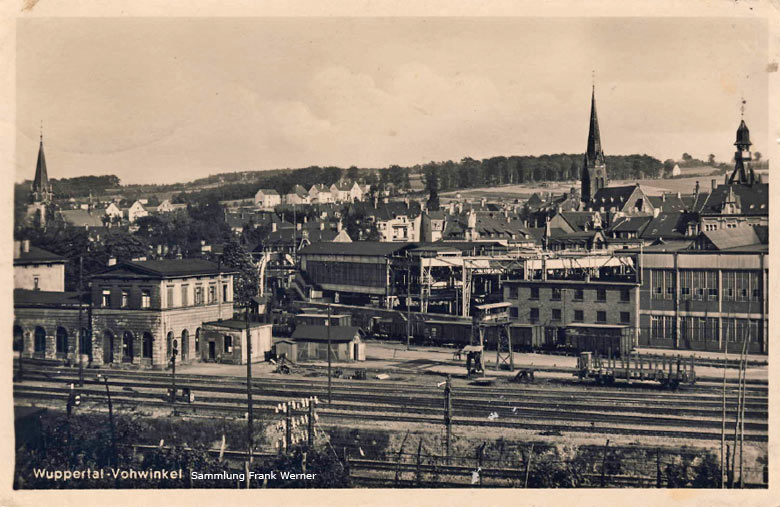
(89, 259, 236, 368)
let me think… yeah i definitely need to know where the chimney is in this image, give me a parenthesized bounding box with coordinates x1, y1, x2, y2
(661, 193, 666, 202)
(694, 181, 700, 195)
(22, 240, 30, 253)
(296, 222, 302, 231)
(108, 257, 117, 266)
(337, 220, 343, 232)
(711, 179, 717, 191)
(480, 197, 486, 207)
(14, 240, 21, 259)
(304, 216, 308, 223)
(676, 192, 681, 199)
(272, 222, 277, 233)
(653, 207, 661, 218)
(320, 221, 325, 231)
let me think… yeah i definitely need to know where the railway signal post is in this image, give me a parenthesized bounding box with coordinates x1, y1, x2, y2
(444, 375, 452, 464)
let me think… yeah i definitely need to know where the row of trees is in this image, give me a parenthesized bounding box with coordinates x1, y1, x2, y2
(422, 154, 663, 197)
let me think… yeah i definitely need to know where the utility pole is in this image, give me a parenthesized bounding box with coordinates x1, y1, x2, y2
(97, 375, 117, 468)
(285, 401, 292, 450)
(78, 256, 84, 387)
(407, 254, 412, 350)
(444, 375, 452, 464)
(246, 303, 254, 472)
(720, 341, 728, 488)
(307, 397, 316, 447)
(170, 340, 178, 410)
(327, 303, 332, 404)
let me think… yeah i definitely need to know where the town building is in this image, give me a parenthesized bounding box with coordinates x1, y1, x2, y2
(14, 289, 89, 361)
(254, 189, 282, 209)
(289, 325, 365, 361)
(89, 259, 236, 367)
(13, 241, 66, 292)
(200, 319, 272, 364)
(284, 185, 311, 205)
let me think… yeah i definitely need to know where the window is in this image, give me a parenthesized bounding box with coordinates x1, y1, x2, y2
(101, 289, 111, 308)
(222, 284, 229, 302)
(596, 311, 607, 323)
(195, 286, 204, 305)
(551, 288, 562, 301)
(167, 286, 175, 308)
(181, 285, 189, 307)
(508, 286, 518, 299)
(121, 290, 129, 308)
(208, 285, 217, 304)
(620, 289, 630, 302)
(509, 307, 519, 318)
(529, 308, 539, 323)
(141, 290, 151, 309)
(224, 335, 233, 353)
(573, 289, 584, 301)
(596, 288, 607, 302)
(530, 287, 539, 300)
(650, 315, 675, 340)
(33, 277, 39, 290)
(651, 270, 674, 301)
(552, 309, 562, 321)
(573, 310, 584, 322)
(620, 312, 631, 324)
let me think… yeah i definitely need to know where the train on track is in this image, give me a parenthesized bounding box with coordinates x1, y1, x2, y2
(281, 304, 635, 357)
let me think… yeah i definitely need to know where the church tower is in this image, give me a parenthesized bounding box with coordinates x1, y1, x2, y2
(727, 102, 756, 185)
(581, 82, 608, 203)
(31, 130, 53, 204)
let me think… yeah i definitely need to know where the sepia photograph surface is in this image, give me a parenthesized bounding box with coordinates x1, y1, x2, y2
(2, 1, 778, 505)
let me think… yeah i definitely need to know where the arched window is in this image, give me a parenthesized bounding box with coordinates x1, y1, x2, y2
(142, 332, 154, 359)
(195, 328, 201, 353)
(103, 330, 115, 364)
(224, 335, 233, 353)
(56, 327, 68, 355)
(34, 327, 46, 353)
(13, 325, 23, 352)
(122, 331, 134, 362)
(166, 331, 174, 359)
(181, 330, 189, 361)
(80, 328, 91, 356)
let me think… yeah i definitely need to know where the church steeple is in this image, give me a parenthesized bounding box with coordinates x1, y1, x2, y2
(31, 126, 53, 203)
(581, 78, 608, 203)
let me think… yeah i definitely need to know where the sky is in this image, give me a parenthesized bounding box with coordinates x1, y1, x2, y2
(15, 17, 770, 185)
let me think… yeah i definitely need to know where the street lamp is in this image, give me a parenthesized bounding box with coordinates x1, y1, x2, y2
(96, 374, 117, 468)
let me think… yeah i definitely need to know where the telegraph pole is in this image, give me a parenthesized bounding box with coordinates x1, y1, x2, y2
(97, 375, 117, 468)
(170, 341, 178, 410)
(246, 303, 254, 468)
(406, 251, 416, 349)
(444, 375, 452, 464)
(327, 303, 332, 404)
(78, 256, 84, 387)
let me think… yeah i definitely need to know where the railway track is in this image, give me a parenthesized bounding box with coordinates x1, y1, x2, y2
(13, 364, 768, 442)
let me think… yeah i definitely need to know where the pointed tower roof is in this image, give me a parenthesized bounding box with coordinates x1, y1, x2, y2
(585, 85, 605, 166)
(32, 135, 50, 194)
(735, 119, 751, 148)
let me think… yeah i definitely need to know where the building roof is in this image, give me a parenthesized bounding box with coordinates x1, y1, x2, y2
(590, 185, 638, 208)
(203, 319, 270, 330)
(559, 211, 600, 231)
(647, 194, 686, 212)
(291, 325, 362, 342)
(92, 259, 237, 280)
(13, 245, 66, 265)
(639, 212, 695, 240)
(700, 183, 768, 216)
(59, 209, 106, 228)
(608, 215, 652, 233)
(256, 188, 280, 196)
(299, 241, 411, 257)
(14, 289, 86, 308)
(698, 226, 762, 250)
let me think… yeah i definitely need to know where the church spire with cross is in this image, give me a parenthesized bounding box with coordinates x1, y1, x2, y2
(31, 122, 53, 204)
(581, 73, 608, 203)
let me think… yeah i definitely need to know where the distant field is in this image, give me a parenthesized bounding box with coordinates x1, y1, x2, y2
(440, 172, 769, 201)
